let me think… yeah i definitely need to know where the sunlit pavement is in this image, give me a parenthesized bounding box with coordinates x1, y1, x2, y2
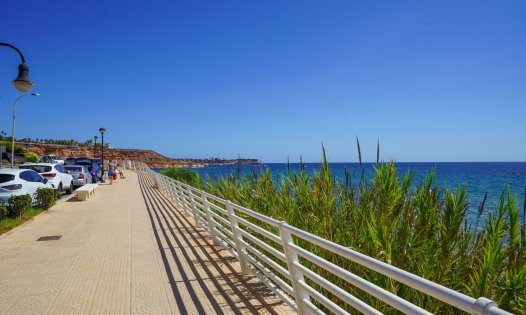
(0, 171, 292, 314)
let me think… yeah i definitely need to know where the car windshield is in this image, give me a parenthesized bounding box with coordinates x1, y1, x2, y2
(65, 166, 83, 172)
(0, 174, 15, 183)
(20, 165, 52, 173)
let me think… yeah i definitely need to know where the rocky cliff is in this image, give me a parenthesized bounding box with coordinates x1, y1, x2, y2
(17, 143, 195, 168)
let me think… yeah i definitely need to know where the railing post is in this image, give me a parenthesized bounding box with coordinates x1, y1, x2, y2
(189, 190, 202, 228)
(202, 193, 220, 245)
(155, 173, 162, 191)
(161, 176, 168, 194)
(173, 181, 182, 207)
(226, 201, 250, 275)
(167, 179, 177, 203)
(279, 222, 311, 314)
(177, 182, 188, 213)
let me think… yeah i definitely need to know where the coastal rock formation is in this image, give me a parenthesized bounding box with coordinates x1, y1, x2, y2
(17, 143, 194, 168)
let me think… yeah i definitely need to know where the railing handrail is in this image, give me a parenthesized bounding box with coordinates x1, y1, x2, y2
(124, 160, 513, 315)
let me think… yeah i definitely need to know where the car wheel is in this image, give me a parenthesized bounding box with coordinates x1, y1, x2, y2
(66, 182, 73, 195)
(58, 183, 62, 191)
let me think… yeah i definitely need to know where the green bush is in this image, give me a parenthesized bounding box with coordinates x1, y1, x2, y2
(0, 140, 26, 154)
(161, 168, 202, 187)
(25, 152, 39, 163)
(0, 203, 7, 219)
(7, 194, 32, 218)
(34, 188, 61, 210)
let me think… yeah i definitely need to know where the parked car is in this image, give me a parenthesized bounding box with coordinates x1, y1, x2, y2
(63, 165, 91, 187)
(2, 152, 26, 165)
(19, 163, 74, 194)
(0, 169, 53, 203)
(74, 157, 93, 168)
(39, 155, 64, 165)
(75, 158, 105, 181)
(64, 157, 79, 166)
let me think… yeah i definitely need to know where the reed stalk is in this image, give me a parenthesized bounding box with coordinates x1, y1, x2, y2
(165, 155, 525, 313)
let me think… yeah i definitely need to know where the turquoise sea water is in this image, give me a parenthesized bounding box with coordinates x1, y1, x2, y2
(160, 162, 526, 225)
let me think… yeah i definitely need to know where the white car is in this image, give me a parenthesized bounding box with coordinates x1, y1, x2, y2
(0, 169, 53, 203)
(19, 163, 74, 194)
(39, 155, 65, 165)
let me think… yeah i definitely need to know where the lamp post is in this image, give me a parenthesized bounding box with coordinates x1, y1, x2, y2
(99, 128, 106, 182)
(11, 93, 39, 167)
(0, 43, 35, 92)
(93, 135, 98, 158)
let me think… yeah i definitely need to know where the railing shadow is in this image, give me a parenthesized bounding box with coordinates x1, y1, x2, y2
(138, 172, 287, 314)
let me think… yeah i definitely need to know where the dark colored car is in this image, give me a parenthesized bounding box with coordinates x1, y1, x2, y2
(2, 152, 26, 164)
(74, 158, 93, 168)
(64, 157, 79, 166)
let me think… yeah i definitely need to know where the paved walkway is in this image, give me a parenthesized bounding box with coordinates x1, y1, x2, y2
(0, 171, 292, 314)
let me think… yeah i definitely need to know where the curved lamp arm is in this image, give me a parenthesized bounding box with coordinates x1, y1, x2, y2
(0, 42, 26, 63)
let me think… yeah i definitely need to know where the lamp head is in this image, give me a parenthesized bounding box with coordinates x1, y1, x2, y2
(12, 63, 35, 93)
(99, 127, 106, 135)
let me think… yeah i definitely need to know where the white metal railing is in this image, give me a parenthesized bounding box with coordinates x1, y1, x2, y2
(124, 160, 513, 315)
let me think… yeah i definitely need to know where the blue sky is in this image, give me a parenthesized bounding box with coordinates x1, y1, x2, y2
(0, 1, 524, 162)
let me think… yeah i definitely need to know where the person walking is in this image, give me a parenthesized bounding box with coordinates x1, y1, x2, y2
(91, 161, 100, 184)
(108, 160, 115, 185)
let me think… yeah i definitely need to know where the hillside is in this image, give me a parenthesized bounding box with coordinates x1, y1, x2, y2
(17, 143, 196, 168)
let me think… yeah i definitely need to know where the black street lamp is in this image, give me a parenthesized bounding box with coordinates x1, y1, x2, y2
(99, 128, 106, 182)
(0, 43, 35, 92)
(93, 135, 98, 158)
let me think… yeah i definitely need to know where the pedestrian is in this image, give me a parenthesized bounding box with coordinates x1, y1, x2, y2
(91, 161, 100, 184)
(108, 160, 115, 185)
(118, 168, 125, 179)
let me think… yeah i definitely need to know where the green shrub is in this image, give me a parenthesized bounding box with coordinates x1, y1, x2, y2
(24, 152, 39, 163)
(0, 140, 26, 153)
(34, 188, 61, 210)
(161, 168, 202, 187)
(7, 194, 32, 218)
(0, 203, 7, 219)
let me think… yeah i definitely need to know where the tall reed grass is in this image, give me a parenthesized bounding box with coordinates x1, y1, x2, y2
(166, 150, 525, 313)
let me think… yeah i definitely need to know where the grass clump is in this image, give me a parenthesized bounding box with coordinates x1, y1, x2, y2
(173, 151, 525, 313)
(0, 207, 45, 235)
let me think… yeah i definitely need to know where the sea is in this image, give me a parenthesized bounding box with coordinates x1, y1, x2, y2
(159, 162, 526, 226)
